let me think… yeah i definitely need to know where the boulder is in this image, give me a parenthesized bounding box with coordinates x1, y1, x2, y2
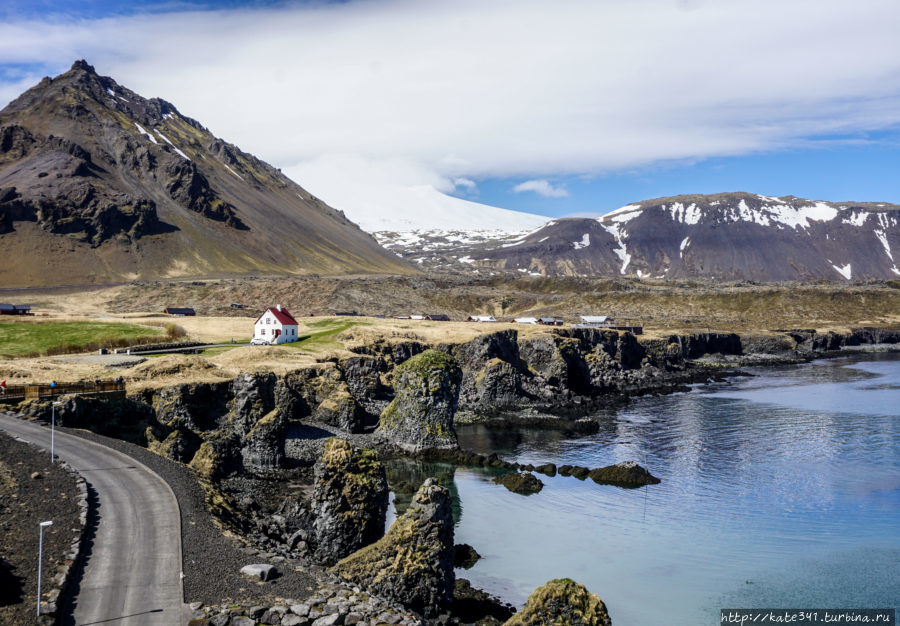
(377, 350, 463, 453)
(504, 578, 612, 626)
(493, 472, 544, 495)
(588, 461, 660, 488)
(331, 478, 455, 617)
(311, 438, 388, 566)
(453, 543, 482, 569)
(239, 563, 276, 582)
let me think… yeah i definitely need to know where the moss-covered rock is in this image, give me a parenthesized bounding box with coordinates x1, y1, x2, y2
(588, 461, 660, 488)
(504, 578, 612, 626)
(492, 472, 544, 495)
(377, 349, 462, 453)
(331, 478, 455, 617)
(311, 438, 388, 566)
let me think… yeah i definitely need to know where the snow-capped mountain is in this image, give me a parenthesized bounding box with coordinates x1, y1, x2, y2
(385, 192, 900, 281)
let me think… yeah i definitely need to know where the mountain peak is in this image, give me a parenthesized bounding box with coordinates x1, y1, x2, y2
(0, 62, 413, 286)
(70, 59, 96, 74)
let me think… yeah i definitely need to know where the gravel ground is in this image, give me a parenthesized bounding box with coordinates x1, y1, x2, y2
(53, 425, 322, 607)
(0, 431, 80, 625)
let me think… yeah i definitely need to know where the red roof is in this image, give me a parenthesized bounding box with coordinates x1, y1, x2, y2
(256, 306, 298, 326)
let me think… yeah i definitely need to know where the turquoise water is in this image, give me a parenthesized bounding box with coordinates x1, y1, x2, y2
(443, 354, 900, 625)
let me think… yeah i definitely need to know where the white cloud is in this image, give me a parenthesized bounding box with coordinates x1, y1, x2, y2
(453, 177, 477, 190)
(1, 0, 900, 225)
(513, 179, 569, 198)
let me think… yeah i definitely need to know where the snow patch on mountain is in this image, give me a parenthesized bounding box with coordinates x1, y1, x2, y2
(601, 221, 631, 274)
(680, 236, 691, 258)
(573, 233, 591, 249)
(831, 263, 852, 280)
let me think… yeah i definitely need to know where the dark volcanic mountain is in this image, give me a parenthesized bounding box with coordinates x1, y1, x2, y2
(388, 192, 899, 281)
(0, 60, 411, 287)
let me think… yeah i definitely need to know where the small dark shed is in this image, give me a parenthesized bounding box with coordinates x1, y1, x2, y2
(425, 314, 451, 321)
(164, 307, 196, 316)
(0, 303, 30, 315)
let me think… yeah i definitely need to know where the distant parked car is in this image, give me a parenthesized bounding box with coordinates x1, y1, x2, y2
(250, 338, 268, 346)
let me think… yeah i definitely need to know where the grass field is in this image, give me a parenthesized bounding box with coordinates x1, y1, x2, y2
(0, 319, 162, 358)
(292, 318, 371, 353)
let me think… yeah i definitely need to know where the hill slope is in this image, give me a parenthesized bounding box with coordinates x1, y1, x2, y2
(0, 61, 412, 287)
(392, 192, 899, 281)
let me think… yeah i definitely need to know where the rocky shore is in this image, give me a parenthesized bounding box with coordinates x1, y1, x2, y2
(6, 325, 898, 623)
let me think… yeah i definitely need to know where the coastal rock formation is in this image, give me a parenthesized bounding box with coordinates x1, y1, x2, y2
(331, 478, 455, 617)
(588, 461, 660, 488)
(310, 438, 388, 566)
(493, 472, 544, 495)
(505, 578, 612, 626)
(240, 409, 286, 473)
(377, 350, 463, 452)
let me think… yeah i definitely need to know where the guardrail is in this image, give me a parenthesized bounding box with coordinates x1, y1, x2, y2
(0, 381, 125, 404)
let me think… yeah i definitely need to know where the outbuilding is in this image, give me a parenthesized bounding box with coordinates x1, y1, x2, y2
(425, 314, 451, 321)
(253, 305, 299, 344)
(467, 315, 497, 322)
(0, 303, 31, 315)
(514, 317, 538, 324)
(164, 307, 196, 316)
(580, 315, 613, 327)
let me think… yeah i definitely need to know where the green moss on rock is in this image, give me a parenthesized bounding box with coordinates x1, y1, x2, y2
(505, 578, 612, 626)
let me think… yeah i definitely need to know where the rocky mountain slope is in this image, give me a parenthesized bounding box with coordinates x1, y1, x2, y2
(0, 61, 411, 287)
(381, 192, 900, 281)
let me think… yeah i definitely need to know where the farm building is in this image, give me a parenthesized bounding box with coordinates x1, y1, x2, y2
(579, 315, 613, 327)
(253, 305, 299, 344)
(538, 317, 564, 325)
(514, 317, 538, 324)
(164, 307, 196, 316)
(0, 303, 31, 315)
(425, 314, 451, 321)
(467, 315, 497, 322)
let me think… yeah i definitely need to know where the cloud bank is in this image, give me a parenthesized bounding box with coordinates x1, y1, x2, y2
(513, 180, 569, 198)
(2, 0, 900, 223)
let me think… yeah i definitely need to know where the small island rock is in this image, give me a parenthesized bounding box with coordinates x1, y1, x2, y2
(493, 472, 544, 495)
(588, 461, 660, 488)
(504, 578, 612, 626)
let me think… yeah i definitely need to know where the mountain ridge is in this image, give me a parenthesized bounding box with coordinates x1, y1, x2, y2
(379, 191, 900, 281)
(0, 60, 412, 287)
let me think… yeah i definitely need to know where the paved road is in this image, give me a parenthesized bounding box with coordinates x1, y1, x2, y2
(0, 414, 183, 625)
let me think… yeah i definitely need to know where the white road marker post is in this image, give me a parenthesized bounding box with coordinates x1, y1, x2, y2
(37, 520, 53, 617)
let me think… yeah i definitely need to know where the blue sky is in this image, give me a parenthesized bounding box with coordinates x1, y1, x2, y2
(2, 0, 900, 224)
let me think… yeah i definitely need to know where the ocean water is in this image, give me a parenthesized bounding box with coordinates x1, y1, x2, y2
(402, 353, 900, 625)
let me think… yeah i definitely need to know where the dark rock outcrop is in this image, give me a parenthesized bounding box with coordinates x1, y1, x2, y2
(377, 350, 463, 452)
(331, 478, 455, 617)
(493, 472, 544, 495)
(505, 578, 612, 626)
(310, 438, 389, 566)
(453, 543, 482, 569)
(588, 461, 660, 488)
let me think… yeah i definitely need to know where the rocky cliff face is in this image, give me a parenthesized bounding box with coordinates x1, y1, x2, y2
(331, 478, 455, 618)
(310, 438, 388, 566)
(0, 60, 412, 286)
(377, 350, 463, 452)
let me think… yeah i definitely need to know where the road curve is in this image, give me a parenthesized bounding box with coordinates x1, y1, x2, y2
(0, 414, 183, 625)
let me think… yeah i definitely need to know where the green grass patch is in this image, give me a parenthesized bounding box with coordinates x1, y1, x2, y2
(0, 320, 163, 358)
(290, 318, 371, 354)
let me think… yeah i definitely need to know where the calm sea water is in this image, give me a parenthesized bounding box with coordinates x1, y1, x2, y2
(397, 353, 900, 625)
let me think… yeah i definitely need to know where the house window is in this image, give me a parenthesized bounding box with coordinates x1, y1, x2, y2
(261, 329, 265, 335)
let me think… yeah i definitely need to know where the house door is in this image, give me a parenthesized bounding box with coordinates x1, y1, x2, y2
(274, 329, 281, 340)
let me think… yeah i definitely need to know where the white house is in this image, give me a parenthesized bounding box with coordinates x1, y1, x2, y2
(253, 305, 299, 344)
(467, 315, 497, 322)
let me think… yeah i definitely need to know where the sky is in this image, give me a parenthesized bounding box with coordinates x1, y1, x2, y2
(2, 0, 900, 221)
